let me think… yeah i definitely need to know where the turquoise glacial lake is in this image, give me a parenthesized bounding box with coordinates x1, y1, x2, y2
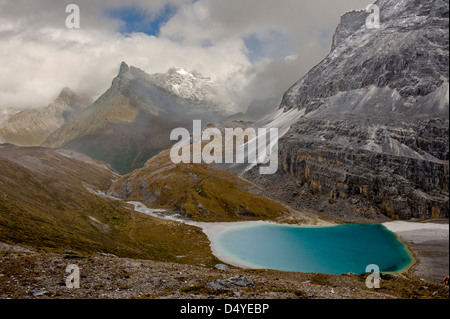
(215, 224, 413, 275)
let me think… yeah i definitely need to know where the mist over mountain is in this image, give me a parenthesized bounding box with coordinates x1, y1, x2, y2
(0, 88, 88, 146)
(245, 0, 449, 221)
(43, 63, 231, 174)
(0, 108, 17, 127)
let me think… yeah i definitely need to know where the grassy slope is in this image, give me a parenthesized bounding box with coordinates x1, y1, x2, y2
(109, 150, 288, 222)
(0, 145, 219, 266)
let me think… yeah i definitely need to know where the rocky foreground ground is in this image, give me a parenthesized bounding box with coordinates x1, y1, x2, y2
(0, 243, 448, 299)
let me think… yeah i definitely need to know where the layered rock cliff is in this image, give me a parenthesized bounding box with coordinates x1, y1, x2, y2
(245, 0, 449, 221)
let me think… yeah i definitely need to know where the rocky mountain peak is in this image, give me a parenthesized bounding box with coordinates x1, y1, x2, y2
(111, 61, 133, 90)
(54, 87, 86, 109)
(148, 67, 218, 106)
(247, 0, 449, 222)
(281, 0, 449, 115)
(58, 87, 76, 98)
(119, 61, 130, 75)
(108, 62, 233, 116)
(42, 62, 233, 174)
(0, 87, 88, 146)
(375, 0, 449, 20)
(331, 0, 450, 52)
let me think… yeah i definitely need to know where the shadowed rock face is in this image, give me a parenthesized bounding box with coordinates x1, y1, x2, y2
(245, 0, 449, 221)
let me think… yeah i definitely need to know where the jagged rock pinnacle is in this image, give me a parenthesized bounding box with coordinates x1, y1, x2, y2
(119, 61, 130, 74)
(58, 87, 77, 99)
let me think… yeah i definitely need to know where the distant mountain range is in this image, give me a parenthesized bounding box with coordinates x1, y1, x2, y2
(0, 63, 235, 174)
(0, 62, 279, 174)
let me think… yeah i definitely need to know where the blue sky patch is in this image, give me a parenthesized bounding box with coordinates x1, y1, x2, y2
(244, 34, 265, 62)
(107, 4, 176, 36)
(244, 30, 295, 62)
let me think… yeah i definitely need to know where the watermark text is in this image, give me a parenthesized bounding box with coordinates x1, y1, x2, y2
(170, 120, 279, 175)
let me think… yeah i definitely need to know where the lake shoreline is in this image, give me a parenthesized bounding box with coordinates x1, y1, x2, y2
(384, 221, 449, 283)
(128, 201, 448, 283)
(207, 223, 415, 275)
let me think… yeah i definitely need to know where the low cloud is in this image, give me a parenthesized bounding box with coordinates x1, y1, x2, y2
(0, 0, 370, 112)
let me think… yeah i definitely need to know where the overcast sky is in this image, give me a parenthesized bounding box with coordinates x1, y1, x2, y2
(0, 0, 371, 111)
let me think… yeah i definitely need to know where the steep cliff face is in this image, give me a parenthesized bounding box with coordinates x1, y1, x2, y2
(246, 0, 449, 221)
(331, 10, 367, 52)
(282, 0, 449, 113)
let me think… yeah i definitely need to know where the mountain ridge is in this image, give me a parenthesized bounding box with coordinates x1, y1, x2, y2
(43, 62, 229, 174)
(0, 88, 88, 146)
(245, 0, 449, 221)
(281, 0, 449, 115)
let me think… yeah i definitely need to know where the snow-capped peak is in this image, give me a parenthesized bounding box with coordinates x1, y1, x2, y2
(174, 68, 193, 77)
(115, 63, 237, 116)
(149, 67, 226, 109)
